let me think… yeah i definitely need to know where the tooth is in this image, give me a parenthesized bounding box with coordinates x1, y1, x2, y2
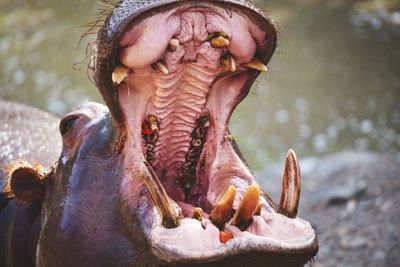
(278, 149, 301, 218)
(224, 133, 233, 142)
(211, 35, 230, 48)
(112, 65, 131, 84)
(219, 231, 233, 244)
(232, 184, 260, 230)
(207, 32, 230, 48)
(201, 219, 207, 229)
(244, 58, 268, 72)
(254, 201, 263, 216)
(148, 115, 159, 132)
(152, 60, 169, 75)
(210, 35, 230, 48)
(192, 207, 204, 221)
(221, 54, 236, 72)
(168, 38, 179, 52)
(141, 162, 181, 228)
(210, 185, 236, 229)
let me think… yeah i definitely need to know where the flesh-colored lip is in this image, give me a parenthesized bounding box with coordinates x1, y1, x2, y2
(150, 216, 318, 264)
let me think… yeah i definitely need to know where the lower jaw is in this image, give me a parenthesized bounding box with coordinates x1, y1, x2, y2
(117, 110, 317, 260)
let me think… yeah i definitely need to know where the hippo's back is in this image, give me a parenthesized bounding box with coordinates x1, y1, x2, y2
(0, 100, 61, 189)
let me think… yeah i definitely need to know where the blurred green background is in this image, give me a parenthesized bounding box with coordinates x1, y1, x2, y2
(1, 0, 399, 166)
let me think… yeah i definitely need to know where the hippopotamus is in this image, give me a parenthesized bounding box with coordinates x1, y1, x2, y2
(0, 100, 61, 266)
(0, 100, 61, 209)
(1, 0, 319, 266)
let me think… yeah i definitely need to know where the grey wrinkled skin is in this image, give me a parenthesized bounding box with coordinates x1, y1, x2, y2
(36, 105, 149, 267)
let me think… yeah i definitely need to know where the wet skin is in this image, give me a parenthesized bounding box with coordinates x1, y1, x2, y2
(0, 100, 60, 216)
(0, 101, 60, 267)
(1, 0, 318, 266)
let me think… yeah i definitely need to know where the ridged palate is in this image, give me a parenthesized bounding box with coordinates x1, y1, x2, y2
(152, 63, 217, 178)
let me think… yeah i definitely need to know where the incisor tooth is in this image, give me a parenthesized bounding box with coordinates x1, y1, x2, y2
(210, 185, 236, 229)
(221, 54, 236, 72)
(112, 65, 131, 84)
(232, 184, 260, 230)
(152, 60, 169, 75)
(192, 207, 204, 221)
(168, 38, 179, 52)
(244, 58, 268, 72)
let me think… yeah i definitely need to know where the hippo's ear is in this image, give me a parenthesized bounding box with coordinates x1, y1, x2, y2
(5, 161, 49, 203)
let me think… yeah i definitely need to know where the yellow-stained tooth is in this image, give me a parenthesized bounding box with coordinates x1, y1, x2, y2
(192, 207, 204, 221)
(210, 185, 236, 229)
(210, 35, 230, 48)
(221, 54, 236, 72)
(112, 65, 131, 84)
(141, 162, 180, 228)
(278, 149, 301, 218)
(254, 201, 263, 216)
(232, 184, 260, 230)
(244, 58, 269, 72)
(148, 115, 159, 132)
(152, 60, 169, 75)
(168, 38, 179, 52)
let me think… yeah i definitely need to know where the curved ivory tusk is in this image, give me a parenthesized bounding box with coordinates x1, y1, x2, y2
(142, 161, 181, 228)
(278, 149, 301, 218)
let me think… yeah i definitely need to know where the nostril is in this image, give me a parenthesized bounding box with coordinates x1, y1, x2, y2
(59, 115, 79, 136)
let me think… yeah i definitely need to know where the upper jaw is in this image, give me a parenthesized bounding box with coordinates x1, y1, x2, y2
(93, 0, 277, 123)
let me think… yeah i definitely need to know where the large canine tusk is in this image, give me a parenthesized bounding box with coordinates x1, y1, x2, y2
(278, 149, 301, 218)
(142, 161, 181, 228)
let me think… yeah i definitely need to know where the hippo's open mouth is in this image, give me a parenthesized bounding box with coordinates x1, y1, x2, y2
(93, 1, 318, 265)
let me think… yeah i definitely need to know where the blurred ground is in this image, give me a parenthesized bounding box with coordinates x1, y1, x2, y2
(259, 151, 400, 267)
